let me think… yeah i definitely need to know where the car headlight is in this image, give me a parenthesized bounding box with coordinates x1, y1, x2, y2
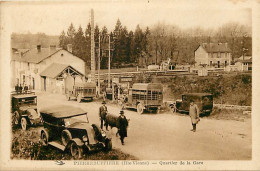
(82, 135, 88, 142)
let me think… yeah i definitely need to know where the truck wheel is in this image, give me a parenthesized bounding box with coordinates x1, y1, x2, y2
(170, 103, 177, 113)
(70, 142, 83, 159)
(137, 103, 144, 114)
(13, 111, 20, 125)
(21, 117, 27, 131)
(41, 130, 49, 146)
(77, 95, 82, 103)
(66, 95, 70, 101)
(105, 139, 112, 151)
(62, 130, 72, 146)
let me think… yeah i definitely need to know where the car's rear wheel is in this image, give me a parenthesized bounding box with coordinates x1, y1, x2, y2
(41, 130, 49, 146)
(137, 103, 144, 114)
(171, 104, 177, 113)
(61, 130, 72, 146)
(70, 142, 83, 159)
(66, 94, 70, 101)
(21, 117, 27, 131)
(13, 111, 20, 125)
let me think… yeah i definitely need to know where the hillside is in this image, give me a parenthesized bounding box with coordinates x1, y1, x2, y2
(11, 33, 59, 49)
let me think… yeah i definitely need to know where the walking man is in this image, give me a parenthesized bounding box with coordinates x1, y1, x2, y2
(117, 110, 128, 145)
(189, 99, 200, 132)
(99, 101, 108, 130)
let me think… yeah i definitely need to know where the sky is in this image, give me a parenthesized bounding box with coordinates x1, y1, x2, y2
(2, 0, 252, 36)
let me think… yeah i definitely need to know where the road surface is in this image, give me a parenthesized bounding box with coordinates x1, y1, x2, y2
(38, 92, 251, 160)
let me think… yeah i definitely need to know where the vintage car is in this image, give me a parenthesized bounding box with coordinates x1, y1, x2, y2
(170, 93, 213, 115)
(40, 105, 112, 159)
(11, 92, 41, 130)
(66, 82, 96, 102)
(124, 83, 163, 114)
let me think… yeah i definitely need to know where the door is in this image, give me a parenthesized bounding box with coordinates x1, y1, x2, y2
(41, 76, 46, 91)
(32, 77, 35, 90)
(217, 61, 220, 68)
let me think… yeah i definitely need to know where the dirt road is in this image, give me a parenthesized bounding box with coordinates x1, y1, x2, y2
(38, 92, 251, 160)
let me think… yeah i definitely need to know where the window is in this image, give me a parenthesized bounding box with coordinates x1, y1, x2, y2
(210, 61, 213, 66)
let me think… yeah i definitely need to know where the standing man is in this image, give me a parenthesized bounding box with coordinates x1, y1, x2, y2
(117, 110, 128, 145)
(189, 99, 200, 132)
(99, 101, 108, 130)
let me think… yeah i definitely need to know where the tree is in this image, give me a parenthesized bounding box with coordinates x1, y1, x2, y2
(67, 23, 76, 44)
(59, 30, 67, 49)
(73, 25, 86, 61)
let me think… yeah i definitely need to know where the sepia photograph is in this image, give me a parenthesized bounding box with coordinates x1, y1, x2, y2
(0, 0, 260, 170)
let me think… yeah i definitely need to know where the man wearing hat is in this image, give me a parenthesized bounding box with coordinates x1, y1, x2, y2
(117, 110, 128, 145)
(99, 101, 108, 130)
(189, 99, 200, 132)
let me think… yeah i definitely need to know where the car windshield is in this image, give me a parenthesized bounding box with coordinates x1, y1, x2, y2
(18, 97, 37, 105)
(63, 115, 88, 126)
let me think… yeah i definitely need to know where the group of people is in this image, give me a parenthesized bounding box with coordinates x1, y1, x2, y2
(15, 84, 30, 93)
(99, 101, 128, 145)
(98, 99, 200, 146)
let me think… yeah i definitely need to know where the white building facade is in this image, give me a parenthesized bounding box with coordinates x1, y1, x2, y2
(11, 45, 86, 93)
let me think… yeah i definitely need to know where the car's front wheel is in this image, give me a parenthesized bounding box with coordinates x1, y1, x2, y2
(21, 117, 27, 131)
(70, 142, 83, 159)
(41, 130, 49, 146)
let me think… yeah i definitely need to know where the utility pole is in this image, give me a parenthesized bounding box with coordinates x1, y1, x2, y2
(108, 34, 111, 88)
(98, 34, 101, 96)
(90, 9, 95, 82)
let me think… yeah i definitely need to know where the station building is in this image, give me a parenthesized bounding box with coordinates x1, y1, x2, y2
(11, 45, 86, 94)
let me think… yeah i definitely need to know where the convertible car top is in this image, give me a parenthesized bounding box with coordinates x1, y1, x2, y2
(40, 105, 87, 118)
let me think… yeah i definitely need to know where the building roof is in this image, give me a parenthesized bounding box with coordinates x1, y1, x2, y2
(40, 63, 84, 78)
(11, 47, 62, 63)
(236, 58, 252, 63)
(132, 83, 163, 90)
(199, 43, 231, 53)
(40, 105, 87, 118)
(183, 93, 212, 97)
(40, 63, 69, 78)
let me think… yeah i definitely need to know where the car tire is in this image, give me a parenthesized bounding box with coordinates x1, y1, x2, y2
(13, 111, 20, 125)
(62, 130, 72, 146)
(70, 141, 83, 159)
(137, 103, 144, 114)
(41, 130, 49, 146)
(105, 139, 112, 151)
(66, 94, 70, 101)
(21, 117, 27, 131)
(171, 104, 177, 113)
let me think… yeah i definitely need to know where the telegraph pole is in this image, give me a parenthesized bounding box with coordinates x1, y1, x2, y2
(108, 34, 111, 88)
(98, 35, 101, 96)
(90, 9, 95, 82)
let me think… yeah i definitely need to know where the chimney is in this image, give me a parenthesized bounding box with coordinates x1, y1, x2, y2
(67, 44, 72, 53)
(37, 45, 41, 52)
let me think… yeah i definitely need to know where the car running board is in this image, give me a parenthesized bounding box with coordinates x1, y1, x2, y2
(48, 141, 66, 151)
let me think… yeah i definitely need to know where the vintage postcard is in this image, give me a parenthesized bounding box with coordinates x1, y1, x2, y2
(0, 0, 260, 170)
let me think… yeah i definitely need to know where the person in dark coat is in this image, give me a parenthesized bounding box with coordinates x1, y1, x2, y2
(99, 101, 108, 130)
(15, 84, 19, 93)
(117, 110, 128, 145)
(189, 99, 200, 132)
